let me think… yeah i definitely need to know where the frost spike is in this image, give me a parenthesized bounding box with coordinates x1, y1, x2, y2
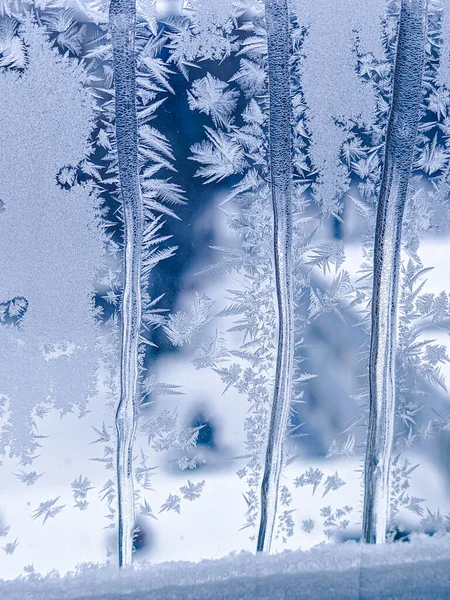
(363, 0, 428, 544)
(257, 0, 294, 554)
(110, 0, 143, 566)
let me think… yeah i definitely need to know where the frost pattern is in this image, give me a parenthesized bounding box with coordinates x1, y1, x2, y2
(180, 0, 321, 549)
(32, 497, 66, 524)
(290, 0, 386, 213)
(163, 293, 214, 347)
(0, 21, 103, 460)
(439, 0, 450, 85)
(2, 0, 450, 577)
(78, 2, 187, 564)
(180, 7, 278, 543)
(187, 74, 239, 129)
(165, 0, 241, 70)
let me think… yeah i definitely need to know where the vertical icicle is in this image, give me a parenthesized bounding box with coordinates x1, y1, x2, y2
(363, 0, 428, 545)
(110, 0, 143, 566)
(257, 0, 294, 554)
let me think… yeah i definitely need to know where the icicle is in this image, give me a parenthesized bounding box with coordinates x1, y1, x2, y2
(257, 0, 294, 554)
(109, 0, 143, 566)
(363, 0, 428, 545)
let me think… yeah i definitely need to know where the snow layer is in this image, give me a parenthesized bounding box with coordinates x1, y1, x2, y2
(1, 533, 450, 599)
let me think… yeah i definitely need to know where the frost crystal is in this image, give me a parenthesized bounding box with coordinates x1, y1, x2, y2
(180, 479, 205, 501)
(159, 494, 181, 514)
(32, 497, 66, 524)
(291, 0, 386, 213)
(294, 467, 323, 495)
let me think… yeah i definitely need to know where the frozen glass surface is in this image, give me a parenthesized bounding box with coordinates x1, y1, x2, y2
(1, 1, 450, 597)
